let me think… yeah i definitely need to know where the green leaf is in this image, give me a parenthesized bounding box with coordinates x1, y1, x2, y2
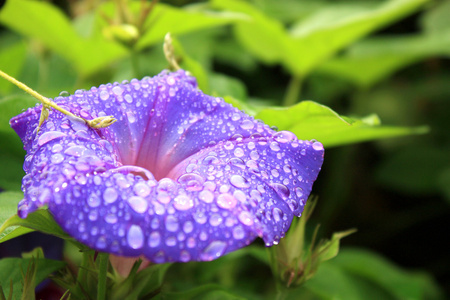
(303, 262, 362, 300)
(317, 32, 450, 88)
(0, 0, 127, 76)
(318, 229, 357, 263)
(255, 101, 428, 147)
(0, 210, 72, 244)
(213, 0, 430, 76)
(331, 248, 444, 300)
(210, 73, 247, 100)
(136, 3, 244, 51)
(0, 40, 27, 94)
(375, 145, 450, 196)
(160, 284, 245, 300)
(0, 257, 66, 300)
(420, 0, 450, 33)
(211, 0, 290, 64)
(170, 36, 210, 92)
(0, 191, 23, 229)
(438, 167, 450, 202)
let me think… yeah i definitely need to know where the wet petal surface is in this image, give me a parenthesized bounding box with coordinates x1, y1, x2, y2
(11, 70, 324, 262)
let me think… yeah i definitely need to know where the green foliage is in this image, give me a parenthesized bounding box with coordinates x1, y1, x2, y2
(0, 255, 66, 300)
(256, 101, 428, 147)
(212, 0, 429, 76)
(0, 0, 447, 298)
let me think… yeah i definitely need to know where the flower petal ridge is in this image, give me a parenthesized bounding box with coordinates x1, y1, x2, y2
(10, 70, 324, 263)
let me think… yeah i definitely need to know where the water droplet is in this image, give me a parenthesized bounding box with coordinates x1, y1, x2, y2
(209, 214, 223, 226)
(231, 113, 241, 121)
(96, 236, 107, 249)
(128, 196, 148, 213)
(167, 76, 175, 85)
(180, 250, 191, 262)
(157, 178, 177, 193)
(229, 158, 245, 169)
(178, 173, 204, 191)
(271, 169, 280, 177)
(203, 156, 220, 165)
(283, 165, 292, 173)
(127, 225, 144, 249)
(105, 214, 118, 224)
(199, 190, 214, 203)
(201, 241, 227, 261)
(103, 187, 118, 204)
(165, 215, 179, 232)
(134, 182, 151, 197)
(187, 237, 196, 248)
(233, 226, 245, 240)
(174, 194, 194, 211)
(273, 207, 283, 222)
(51, 153, 64, 164)
(224, 141, 234, 150)
(183, 221, 194, 234)
(247, 142, 256, 150)
(124, 94, 133, 103)
(38, 131, 66, 146)
(87, 193, 101, 208)
(126, 111, 136, 123)
(165, 236, 177, 247)
(238, 211, 254, 226)
(233, 148, 244, 157)
(274, 131, 296, 143)
(312, 141, 323, 151)
(59, 91, 70, 97)
(240, 119, 255, 130)
(216, 193, 237, 210)
(230, 175, 250, 189)
(112, 86, 123, 95)
(270, 141, 280, 151)
(64, 145, 86, 157)
(250, 151, 259, 160)
(295, 187, 303, 197)
(157, 191, 171, 204)
(272, 183, 290, 200)
(149, 231, 160, 247)
(99, 90, 109, 100)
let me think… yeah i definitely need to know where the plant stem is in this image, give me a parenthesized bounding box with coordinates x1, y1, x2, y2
(97, 252, 109, 300)
(0, 69, 116, 130)
(283, 75, 303, 107)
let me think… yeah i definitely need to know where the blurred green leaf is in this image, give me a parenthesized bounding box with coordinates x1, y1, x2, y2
(302, 262, 363, 300)
(213, 0, 429, 76)
(331, 248, 444, 300)
(438, 167, 450, 203)
(160, 283, 245, 300)
(255, 101, 428, 147)
(0, 191, 22, 228)
(420, 0, 450, 33)
(0, 210, 71, 243)
(0, 96, 37, 133)
(317, 32, 450, 88)
(170, 35, 210, 92)
(375, 145, 450, 195)
(134, 3, 245, 51)
(0, 257, 66, 300)
(0, 40, 27, 94)
(211, 0, 290, 65)
(210, 73, 247, 100)
(318, 229, 357, 263)
(0, 0, 127, 76)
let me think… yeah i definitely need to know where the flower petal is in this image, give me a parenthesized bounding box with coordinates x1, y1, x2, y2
(10, 70, 324, 263)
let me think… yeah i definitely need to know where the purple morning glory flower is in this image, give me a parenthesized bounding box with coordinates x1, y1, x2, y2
(10, 70, 324, 263)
